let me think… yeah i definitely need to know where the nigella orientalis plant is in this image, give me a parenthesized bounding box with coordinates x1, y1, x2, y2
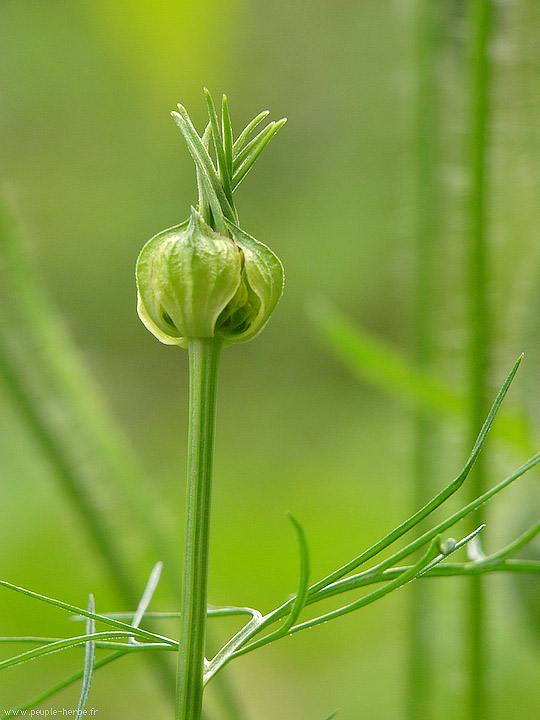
(136, 90, 285, 720)
(2, 92, 540, 720)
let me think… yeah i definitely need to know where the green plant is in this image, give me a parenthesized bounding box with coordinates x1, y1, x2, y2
(2, 92, 540, 720)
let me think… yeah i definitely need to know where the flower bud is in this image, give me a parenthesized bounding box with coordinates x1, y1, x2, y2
(136, 208, 283, 347)
(220, 219, 284, 345)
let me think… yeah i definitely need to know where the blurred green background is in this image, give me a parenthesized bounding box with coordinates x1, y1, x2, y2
(2, 1, 540, 718)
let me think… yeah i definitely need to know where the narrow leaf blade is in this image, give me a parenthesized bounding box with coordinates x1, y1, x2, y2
(76, 595, 96, 720)
(282, 514, 310, 632)
(0, 579, 175, 645)
(232, 120, 287, 189)
(204, 88, 233, 204)
(131, 562, 163, 636)
(222, 95, 234, 179)
(308, 353, 524, 594)
(232, 110, 270, 154)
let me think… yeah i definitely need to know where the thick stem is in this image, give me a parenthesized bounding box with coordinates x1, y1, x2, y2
(467, 1, 492, 718)
(176, 337, 222, 720)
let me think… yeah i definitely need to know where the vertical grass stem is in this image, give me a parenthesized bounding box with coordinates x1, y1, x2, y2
(409, 1, 438, 717)
(467, 1, 492, 718)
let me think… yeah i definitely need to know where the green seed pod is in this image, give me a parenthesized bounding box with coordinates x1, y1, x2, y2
(136, 208, 283, 347)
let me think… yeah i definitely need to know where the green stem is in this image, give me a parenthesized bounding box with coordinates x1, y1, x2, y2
(467, 1, 492, 717)
(176, 337, 222, 720)
(410, 0, 437, 717)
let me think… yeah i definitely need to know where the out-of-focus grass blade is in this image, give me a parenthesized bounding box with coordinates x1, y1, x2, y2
(310, 298, 535, 455)
(76, 595, 95, 720)
(0, 188, 181, 597)
(0, 189, 181, 700)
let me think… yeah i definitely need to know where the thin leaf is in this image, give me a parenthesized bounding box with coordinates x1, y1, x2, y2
(172, 109, 226, 233)
(204, 88, 233, 206)
(0, 637, 155, 651)
(222, 95, 234, 180)
(324, 712, 338, 720)
(172, 105, 235, 226)
(219, 447, 540, 668)
(0, 579, 176, 645)
(76, 606, 260, 621)
(232, 120, 287, 190)
(370, 450, 540, 574)
(232, 110, 270, 154)
(234, 537, 443, 658)
(208, 362, 525, 674)
(76, 595, 95, 720)
(222, 515, 311, 660)
(282, 515, 310, 632)
(204, 610, 264, 685)
(130, 562, 163, 639)
(303, 556, 540, 604)
(207, 606, 262, 619)
(196, 124, 212, 221)
(0, 632, 147, 671)
(271, 531, 469, 637)
(315, 526, 486, 602)
(307, 355, 523, 595)
(233, 122, 277, 172)
(0, 190, 183, 697)
(388, 559, 540, 582)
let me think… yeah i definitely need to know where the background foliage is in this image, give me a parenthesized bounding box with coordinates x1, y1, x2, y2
(1, 1, 540, 717)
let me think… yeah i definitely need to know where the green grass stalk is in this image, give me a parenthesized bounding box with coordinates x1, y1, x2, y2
(466, 1, 492, 717)
(176, 337, 222, 720)
(409, 1, 438, 717)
